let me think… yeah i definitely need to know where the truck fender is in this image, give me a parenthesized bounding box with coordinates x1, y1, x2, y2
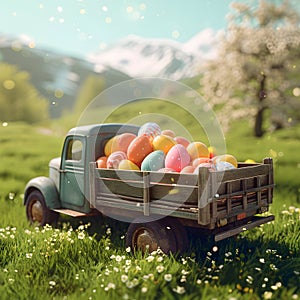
(24, 176, 61, 209)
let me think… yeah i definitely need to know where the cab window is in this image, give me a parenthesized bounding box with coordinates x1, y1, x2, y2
(66, 139, 83, 161)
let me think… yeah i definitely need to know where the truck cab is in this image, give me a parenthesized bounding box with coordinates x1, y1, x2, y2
(24, 123, 139, 224)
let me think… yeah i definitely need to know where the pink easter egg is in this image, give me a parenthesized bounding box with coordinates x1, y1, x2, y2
(165, 144, 191, 172)
(107, 151, 127, 169)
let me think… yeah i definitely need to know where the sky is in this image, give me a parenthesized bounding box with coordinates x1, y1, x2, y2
(0, 0, 233, 59)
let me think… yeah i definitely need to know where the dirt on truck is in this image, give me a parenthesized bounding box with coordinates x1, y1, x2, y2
(24, 123, 275, 254)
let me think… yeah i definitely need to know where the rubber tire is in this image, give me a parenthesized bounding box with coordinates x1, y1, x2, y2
(25, 190, 59, 226)
(126, 216, 177, 254)
(162, 217, 189, 254)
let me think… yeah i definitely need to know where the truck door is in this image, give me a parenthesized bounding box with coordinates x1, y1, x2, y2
(60, 136, 86, 210)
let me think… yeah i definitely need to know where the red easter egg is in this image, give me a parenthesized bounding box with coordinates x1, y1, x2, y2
(127, 135, 153, 167)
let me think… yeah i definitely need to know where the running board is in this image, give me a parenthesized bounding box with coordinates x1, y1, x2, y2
(52, 208, 100, 217)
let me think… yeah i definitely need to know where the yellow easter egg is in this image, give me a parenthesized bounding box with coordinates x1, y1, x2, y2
(186, 141, 209, 160)
(104, 136, 118, 156)
(152, 135, 177, 154)
(118, 159, 140, 170)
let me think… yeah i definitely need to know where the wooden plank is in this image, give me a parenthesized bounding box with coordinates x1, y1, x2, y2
(263, 158, 274, 204)
(215, 164, 269, 182)
(98, 179, 144, 198)
(149, 172, 198, 186)
(242, 179, 248, 210)
(143, 172, 150, 216)
(226, 181, 232, 214)
(89, 162, 97, 208)
(97, 168, 143, 181)
(256, 176, 262, 205)
(198, 167, 210, 225)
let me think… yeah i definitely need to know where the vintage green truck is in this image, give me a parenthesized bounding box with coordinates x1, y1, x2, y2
(24, 123, 275, 253)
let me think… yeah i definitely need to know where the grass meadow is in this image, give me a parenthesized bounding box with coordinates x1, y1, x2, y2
(0, 118, 299, 300)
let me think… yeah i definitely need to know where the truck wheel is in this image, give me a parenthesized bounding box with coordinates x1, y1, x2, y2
(126, 216, 177, 254)
(26, 190, 59, 226)
(163, 217, 189, 254)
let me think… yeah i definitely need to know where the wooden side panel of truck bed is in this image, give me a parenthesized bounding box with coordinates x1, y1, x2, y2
(89, 158, 274, 229)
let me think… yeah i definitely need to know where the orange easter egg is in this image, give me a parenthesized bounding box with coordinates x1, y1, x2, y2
(96, 156, 108, 168)
(127, 135, 153, 167)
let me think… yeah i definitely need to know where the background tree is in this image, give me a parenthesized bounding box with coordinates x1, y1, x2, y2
(0, 63, 49, 123)
(200, 0, 300, 137)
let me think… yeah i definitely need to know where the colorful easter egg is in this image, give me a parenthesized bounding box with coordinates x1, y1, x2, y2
(104, 136, 118, 156)
(180, 165, 195, 174)
(152, 135, 177, 154)
(194, 162, 216, 174)
(118, 159, 140, 171)
(215, 161, 236, 171)
(107, 151, 127, 169)
(165, 144, 190, 172)
(127, 135, 153, 167)
(111, 133, 136, 153)
(214, 154, 238, 168)
(192, 157, 211, 167)
(161, 129, 176, 138)
(174, 136, 190, 148)
(245, 159, 256, 164)
(138, 122, 161, 142)
(141, 150, 165, 171)
(96, 156, 108, 168)
(187, 141, 210, 160)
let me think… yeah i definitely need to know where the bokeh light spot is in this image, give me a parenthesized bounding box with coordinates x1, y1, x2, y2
(292, 87, 300, 97)
(3, 80, 15, 90)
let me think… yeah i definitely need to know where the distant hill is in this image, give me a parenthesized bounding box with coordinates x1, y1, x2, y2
(0, 37, 131, 118)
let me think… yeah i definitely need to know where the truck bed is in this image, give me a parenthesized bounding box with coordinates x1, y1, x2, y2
(89, 158, 274, 230)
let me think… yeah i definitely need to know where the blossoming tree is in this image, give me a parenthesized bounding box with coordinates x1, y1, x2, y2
(201, 0, 300, 137)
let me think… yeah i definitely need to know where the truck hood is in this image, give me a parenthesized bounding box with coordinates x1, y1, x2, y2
(49, 157, 61, 170)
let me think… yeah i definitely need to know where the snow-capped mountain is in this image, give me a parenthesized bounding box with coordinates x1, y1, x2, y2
(87, 29, 221, 80)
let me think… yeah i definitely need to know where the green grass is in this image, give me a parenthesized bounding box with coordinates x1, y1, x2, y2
(0, 120, 299, 299)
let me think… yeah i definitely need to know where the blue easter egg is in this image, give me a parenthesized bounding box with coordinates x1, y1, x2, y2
(141, 150, 165, 171)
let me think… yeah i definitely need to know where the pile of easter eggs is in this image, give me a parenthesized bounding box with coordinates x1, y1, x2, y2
(96, 122, 238, 174)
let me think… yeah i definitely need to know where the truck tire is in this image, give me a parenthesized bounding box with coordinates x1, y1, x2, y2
(163, 217, 189, 254)
(126, 216, 177, 254)
(25, 190, 59, 226)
